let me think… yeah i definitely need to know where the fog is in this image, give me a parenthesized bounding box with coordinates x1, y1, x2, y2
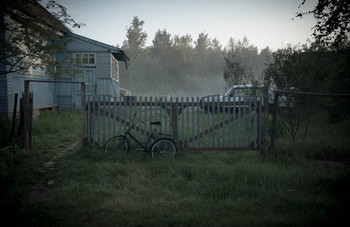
(119, 22, 272, 98)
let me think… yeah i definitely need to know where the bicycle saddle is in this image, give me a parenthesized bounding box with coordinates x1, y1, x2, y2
(150, 121, 161, 126)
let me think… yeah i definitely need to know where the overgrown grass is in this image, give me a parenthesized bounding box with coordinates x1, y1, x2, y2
(0, 110, 81, 181)
(273, 111, 350, 163)
(1, 110, 349, 226)
(7, 147, 350, 226)
(0, 110, 81, 217)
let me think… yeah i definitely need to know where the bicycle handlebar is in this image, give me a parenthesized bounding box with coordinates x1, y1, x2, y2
(131, 113, 144, 126)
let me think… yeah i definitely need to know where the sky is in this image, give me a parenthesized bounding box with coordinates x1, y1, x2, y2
(48, 0, 318, 51)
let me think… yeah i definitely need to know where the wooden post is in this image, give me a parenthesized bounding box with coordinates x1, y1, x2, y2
(29, 93, 33, 149)
(270, 92, 279, 152)
(171, 102, 178, 142)
(256, 100, 260, 148)
(18, 96, 23, 135)
(11, 93, 18, 138)
(23, 80, 30, 150)
(262, 85, 269, 158)
(81, 82, 87, 147)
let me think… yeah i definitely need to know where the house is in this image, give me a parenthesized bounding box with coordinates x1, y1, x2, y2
(0, 0, 128, 118)
(55, 33, 128, 109)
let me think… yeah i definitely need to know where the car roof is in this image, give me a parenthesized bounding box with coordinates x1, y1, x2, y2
(224, 84, 263, 96)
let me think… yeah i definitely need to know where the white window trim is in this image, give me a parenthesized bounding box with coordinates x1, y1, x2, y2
(75, 53, 96, 66)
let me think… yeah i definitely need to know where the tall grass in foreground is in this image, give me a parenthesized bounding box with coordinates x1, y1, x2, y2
(15, 148, 350, 226)
(0, 110, 81, 195)
(273, 111, 350, 163)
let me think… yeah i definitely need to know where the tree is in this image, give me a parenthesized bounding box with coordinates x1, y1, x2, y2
(297, 0, 350, 48)
(123, 16, 147, 59)
(120, 16, 148, 92)
(152, 29, 172, 51)
(223, 37, 259, 87)
(263, 44, 350, 140)
(193, 32, 212, 78)
(0, 0, 83, 76)
(194, 32, 210, 55)
(173, 34, 193, 66)
(263, 45, 312, 140)
(150, 29, 173, 69)
(223, 54, 247, 88)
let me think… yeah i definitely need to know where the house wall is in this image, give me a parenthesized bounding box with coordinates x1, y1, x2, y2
(0, 75, 11, 116)
(0, 16, 57, 116)
(1, 5, 125, 116)
(55, 34, 121, 109)
(1, 72, 57, 117)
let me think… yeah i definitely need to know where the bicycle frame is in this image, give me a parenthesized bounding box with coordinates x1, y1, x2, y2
(105, 113, 177, 158)
(124, 130, 156, 152)
(122, 114, 158, 152)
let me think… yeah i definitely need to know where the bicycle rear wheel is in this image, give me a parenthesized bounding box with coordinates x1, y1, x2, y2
(104, 136, 129, 153)
(151, 138, 177, 159)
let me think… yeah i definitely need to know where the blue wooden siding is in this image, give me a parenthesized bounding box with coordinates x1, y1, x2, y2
(55, 78, 73, 109)
(60, 33, 121, 102)
(1, 33, 123, 114)
(0, 75, 10, 114)
(0, 73, 57, 115)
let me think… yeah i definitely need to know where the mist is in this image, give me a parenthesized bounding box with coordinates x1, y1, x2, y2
(119, 19, 272, 98)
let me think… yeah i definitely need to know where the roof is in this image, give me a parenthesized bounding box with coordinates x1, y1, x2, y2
(7, 0, 71, 34)
(3, 0, 129, 62)
(67, 33, 129, 62)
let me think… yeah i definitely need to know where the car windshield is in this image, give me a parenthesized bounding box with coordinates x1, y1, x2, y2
(224, 86, 253, 97)
(224, 85, 265, 97)
(224, 87, 235, 96)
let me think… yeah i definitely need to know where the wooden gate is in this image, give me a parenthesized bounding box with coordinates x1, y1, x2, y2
(87, 96, 263, 150)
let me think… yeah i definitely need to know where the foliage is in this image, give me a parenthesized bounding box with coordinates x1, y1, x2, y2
(223, 51, 247, 87)
(224, 37, 255, 87)
(297, 0, 350, 48)
(45, 0, 84, 29)
(0, 0, 83, 76)
(120, 18, 271, 96)
(123, 16, 147, 58)
(265, 44, 350, 140)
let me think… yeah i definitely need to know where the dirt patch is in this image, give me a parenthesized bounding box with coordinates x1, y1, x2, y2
(23, 139, 80, 203)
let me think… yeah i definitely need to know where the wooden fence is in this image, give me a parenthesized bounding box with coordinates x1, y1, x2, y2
(87, 95, 263, 151)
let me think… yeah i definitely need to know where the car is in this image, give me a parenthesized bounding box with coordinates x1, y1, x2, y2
(200, 84, 288, 113)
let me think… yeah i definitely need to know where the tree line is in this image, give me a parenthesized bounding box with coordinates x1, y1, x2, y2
(119, 17, 272, 97)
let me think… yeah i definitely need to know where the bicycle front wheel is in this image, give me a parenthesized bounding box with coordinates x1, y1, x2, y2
(104, 136, 130, 153)
(151, 138, 177, 159)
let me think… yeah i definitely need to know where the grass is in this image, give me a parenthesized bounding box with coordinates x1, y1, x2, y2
(0, 110, 81, 180)
(1, 110, 349, 226)
(273, 111, 350, 163)
(4, 148, 349, 226)
(0, 110, 81, 221)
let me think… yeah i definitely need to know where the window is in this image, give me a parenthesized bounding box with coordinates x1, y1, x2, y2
(112, 55, 119, 82)
(75, 53, 96, 66)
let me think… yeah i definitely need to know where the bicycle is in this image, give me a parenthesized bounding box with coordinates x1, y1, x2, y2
(104, 113, 177, 159)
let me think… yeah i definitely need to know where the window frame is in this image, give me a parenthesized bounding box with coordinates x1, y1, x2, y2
(75, 53, 96, 67)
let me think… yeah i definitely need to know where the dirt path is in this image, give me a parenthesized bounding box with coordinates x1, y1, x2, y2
(23, 139, 80, 202)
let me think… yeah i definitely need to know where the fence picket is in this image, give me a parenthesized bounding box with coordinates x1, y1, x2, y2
(254, 96, 257, 149)
(87, 95, 263, 150)
(259, 97, 262, 148)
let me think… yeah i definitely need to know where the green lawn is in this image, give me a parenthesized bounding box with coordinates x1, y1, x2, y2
(3, 148, 348, 226)
(273, 111, 350, 163)
(1, 110, 349, 226)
